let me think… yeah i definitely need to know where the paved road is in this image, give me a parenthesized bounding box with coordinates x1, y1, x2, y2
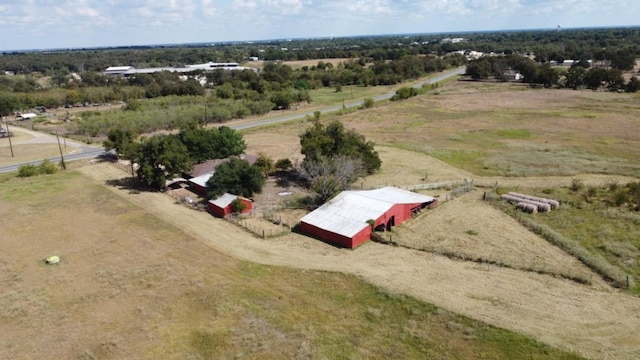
(232, 66, 466, 130)
(0, 67, 465, 173)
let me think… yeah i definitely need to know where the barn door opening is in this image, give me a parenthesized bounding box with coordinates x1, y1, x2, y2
(386, 216, 395, 231)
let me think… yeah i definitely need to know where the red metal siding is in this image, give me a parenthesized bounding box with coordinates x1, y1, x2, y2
(207, 202, 226, 218)
(300, 222, 371, 248)
(189, 181, 207, 196)
(240, 198, 253, 214)
(207, 198, 253, 218)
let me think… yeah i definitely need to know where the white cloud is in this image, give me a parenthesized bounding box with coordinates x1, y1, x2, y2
(260, 0, 308, 15)
(1, 0, 639, 50)
(346, 0, 394, 15)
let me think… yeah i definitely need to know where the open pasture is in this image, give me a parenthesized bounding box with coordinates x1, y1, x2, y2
(0, 167, 586, 360)
(3, 77, 640, 359)
(321, 80, 640, 177)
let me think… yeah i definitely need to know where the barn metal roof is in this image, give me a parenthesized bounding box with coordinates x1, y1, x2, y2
(189, 171, 214, 188)
(300, 187, 435, 238)
(209, 193, 237, 208)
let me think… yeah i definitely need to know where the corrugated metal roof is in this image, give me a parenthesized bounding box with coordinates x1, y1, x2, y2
(300, 187, 435, 238)
(189, 171, 214, 188)
(209, 193, 237, 208)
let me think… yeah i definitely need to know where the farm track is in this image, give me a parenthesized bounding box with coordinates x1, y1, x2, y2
(79, 162, 640, 360)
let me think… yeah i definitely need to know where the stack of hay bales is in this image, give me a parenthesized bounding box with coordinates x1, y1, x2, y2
(500, 192, 560, 213)
(515, 202, 538, 213)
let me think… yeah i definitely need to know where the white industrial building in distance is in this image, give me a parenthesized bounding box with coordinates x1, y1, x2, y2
(104, 62, 255, 76)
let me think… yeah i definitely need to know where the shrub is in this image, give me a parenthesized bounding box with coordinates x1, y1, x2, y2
(230, 198, 247, 213)
(362, 98, 375, 109)
(570, 178, 584, 192)
(18, 164, 39, 177)
(38, 159, 58, 174)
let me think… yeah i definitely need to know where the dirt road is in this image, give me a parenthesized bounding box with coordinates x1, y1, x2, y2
(79, 162, 640, 360)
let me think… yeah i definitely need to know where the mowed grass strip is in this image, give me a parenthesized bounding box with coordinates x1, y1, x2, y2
(0, 170, 584, 359)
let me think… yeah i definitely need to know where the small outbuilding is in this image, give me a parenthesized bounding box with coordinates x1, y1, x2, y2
(300, 187, 437, 248)
(208, 193, 253, 218)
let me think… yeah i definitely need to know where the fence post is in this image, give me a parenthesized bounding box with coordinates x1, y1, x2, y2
(262, 229, 265, 238)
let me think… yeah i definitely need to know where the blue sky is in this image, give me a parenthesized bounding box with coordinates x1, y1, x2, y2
(0, 0, 638, 50)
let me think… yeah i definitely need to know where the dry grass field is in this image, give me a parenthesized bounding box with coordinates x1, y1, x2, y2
(3, 78, 640, 359)
(0, 126, 82, 166)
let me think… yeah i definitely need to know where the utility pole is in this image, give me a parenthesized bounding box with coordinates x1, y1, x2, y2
(4, 118, 14, 157)
(203, 103, 208, 127)
(55, 130, 66, 170)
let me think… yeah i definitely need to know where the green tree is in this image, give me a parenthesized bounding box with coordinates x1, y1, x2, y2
(0, 93, 17, 116)
(626, 77, 640, 93)
(465, 58, 491, 80)
(254, 152, 275, 177)
(584, 67, 607, 90)
(178, 126, 246, 163)
(275, 158, 293, 172)
(133, 135, 192, 189)
(603, 69, 625, 91)
(103, 127, 137, 157)
(564, 66, 586, 89)
(206, 157, 265, 198)
(533, 64, 559, 88)
(609, 49, 636, 71)
(300, 120, 381, 174)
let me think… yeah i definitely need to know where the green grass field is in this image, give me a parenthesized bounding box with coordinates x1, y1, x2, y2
(505, 185, 640, 293)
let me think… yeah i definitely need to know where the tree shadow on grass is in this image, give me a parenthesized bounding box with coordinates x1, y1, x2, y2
(105, 177, 151, 195)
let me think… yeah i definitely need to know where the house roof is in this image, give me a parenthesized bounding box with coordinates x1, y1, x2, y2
(300, 187, 435, 238)
(190, 159, 229, 178)
(189, 154, 259, 177)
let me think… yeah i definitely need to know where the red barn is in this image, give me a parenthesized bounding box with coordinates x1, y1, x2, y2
(300, 187, 436, 248)
(208, 193, 253, 218)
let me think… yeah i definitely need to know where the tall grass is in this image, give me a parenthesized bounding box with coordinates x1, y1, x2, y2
(488, 190, 633, 290)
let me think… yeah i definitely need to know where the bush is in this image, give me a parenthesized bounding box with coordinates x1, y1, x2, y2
(570, 178, 584, 192)
(230, 198, 247, 213)
(362, 98, 375, 109)
(391, 87, 418, 101)
(18, 164, 39, 177)
(38, 159, 58, 174)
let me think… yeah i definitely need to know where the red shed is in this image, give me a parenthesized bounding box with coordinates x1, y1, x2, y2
(208, 193, 253, 218)
(300, 187, 436, 248)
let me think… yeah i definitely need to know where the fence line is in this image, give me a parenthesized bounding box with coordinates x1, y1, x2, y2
(373, 233, 593, 285)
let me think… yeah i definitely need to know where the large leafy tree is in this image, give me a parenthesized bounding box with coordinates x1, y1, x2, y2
(299, 120, 381, 203)
(178, 125, 246, 163)
(103, 127, 137, 157)
(206, 158, 265, 198)
(132, 135, 192, 190)
(300, 120, 381, 174)
(0, 93, 17, 116)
